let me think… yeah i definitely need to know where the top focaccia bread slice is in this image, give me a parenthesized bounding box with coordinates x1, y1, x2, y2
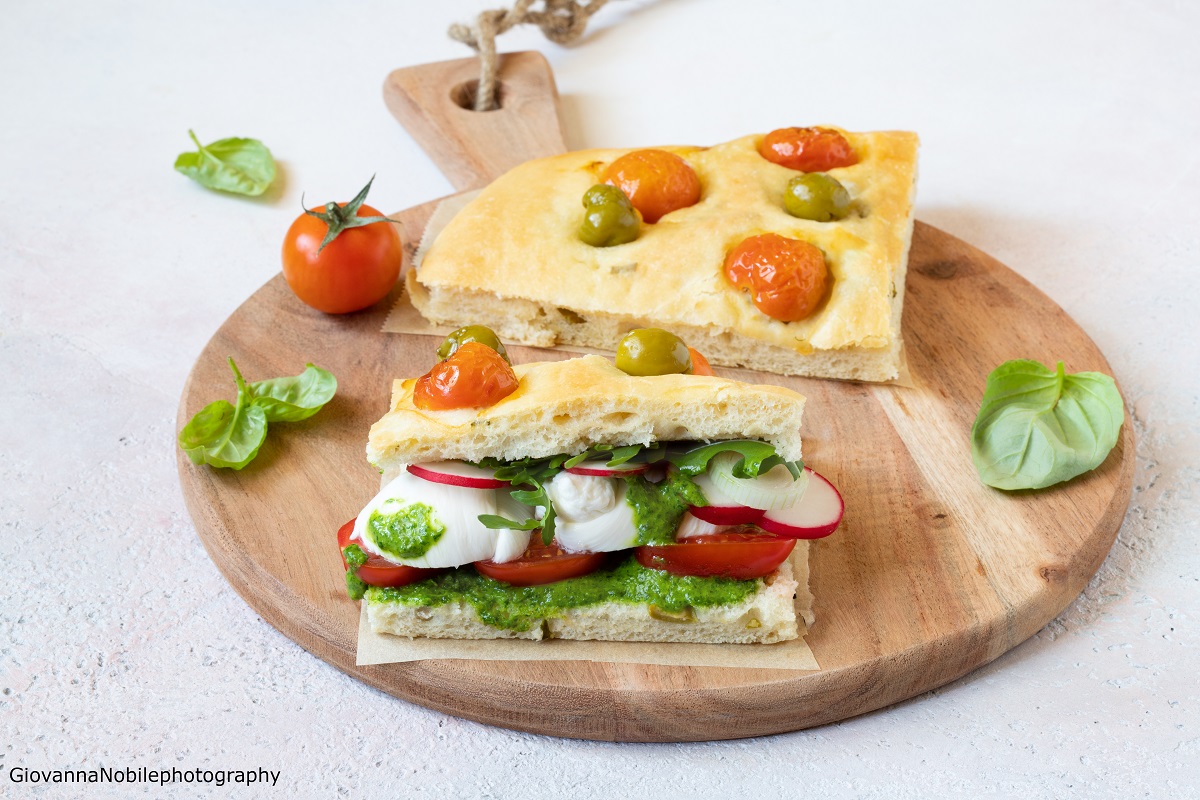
(366, 354, 805, 470)
(407, 130, 919, 382)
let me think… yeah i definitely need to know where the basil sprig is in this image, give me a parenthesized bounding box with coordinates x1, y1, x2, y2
(247, 363, 338, 422)
(971, 359, 1123, 490)
(178, 358, 337, 470)
(668, 440, 803, 480)
(174, 130, 277, 196)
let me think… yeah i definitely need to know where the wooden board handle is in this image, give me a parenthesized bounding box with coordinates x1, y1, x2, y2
(383, 51, 568, 191)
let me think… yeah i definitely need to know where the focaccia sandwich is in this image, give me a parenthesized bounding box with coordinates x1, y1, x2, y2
(338, 328, 844, 645)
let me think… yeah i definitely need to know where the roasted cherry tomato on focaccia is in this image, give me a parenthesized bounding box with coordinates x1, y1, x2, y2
(337, 519, 437, 588)
(636, 529, 796, 580)
(759, 127, 859, 173)
(602, 149, 701, 223)
(413, 342, 518, 411)
(282, 178, 402, 314)
(724, 233, 828, 322)
(475, 538, 607, 587)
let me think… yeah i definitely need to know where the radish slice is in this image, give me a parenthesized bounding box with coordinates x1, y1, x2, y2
(758, 468, 844, 539)
(688, 471, 764, 524)
(407, 461, 508, 489)
(565, 460, 649, 477)
(708, 452, 809, 511)
(690, 505, 765, 525)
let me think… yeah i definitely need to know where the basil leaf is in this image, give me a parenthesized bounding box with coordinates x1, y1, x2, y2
(248, 363, 337, 422)
(477, 515, 542, 531)
(971, 359, 1124, 490)
(177, 359, 268, 469)
(669, 439, 781, 478)
(174, 129, 277, 196)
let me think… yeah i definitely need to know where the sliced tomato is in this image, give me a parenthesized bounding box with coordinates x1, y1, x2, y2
(337, 518, 438, 588)
(635, 527, 796, 580)
(475, 538, 606, 587)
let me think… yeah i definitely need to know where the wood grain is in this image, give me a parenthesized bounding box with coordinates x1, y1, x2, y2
(175, 54, 1133, 740)
(383, 51, 567, 192)
(176, 216, 1134, 741)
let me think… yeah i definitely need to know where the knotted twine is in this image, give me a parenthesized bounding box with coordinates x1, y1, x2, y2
(448, 0, 615, 111)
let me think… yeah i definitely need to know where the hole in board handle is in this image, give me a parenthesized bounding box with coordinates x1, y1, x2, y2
(450, 79, 506, 112)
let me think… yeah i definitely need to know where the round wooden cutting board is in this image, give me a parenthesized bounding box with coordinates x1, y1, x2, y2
(175, 53, 1134, 742)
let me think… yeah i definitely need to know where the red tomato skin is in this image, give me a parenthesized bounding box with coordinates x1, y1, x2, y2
(724, 233, 828, 322)
(602, 149, 702, 223)
(635, 529, 796, 580)
(413, 342, 519, 411)
(758, 127, 859, 172)
(282, 202, 402, 314)
(688, 347, 714, 376)
(475, 539, 607, 587)
(337, 518, 438, 588)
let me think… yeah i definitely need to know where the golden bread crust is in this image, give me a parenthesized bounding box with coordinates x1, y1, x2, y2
(366, 354, 805, 468)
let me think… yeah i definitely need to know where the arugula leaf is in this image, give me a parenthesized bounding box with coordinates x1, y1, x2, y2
(174, 129, 277, 196)
(177, 358, 268, 469)
(971, 359, 1124, 490)
(248, 363, 337, 422)
(474, 441, 800, 544)
(606, 445, 644, 466)
(669, 440, 789, 479)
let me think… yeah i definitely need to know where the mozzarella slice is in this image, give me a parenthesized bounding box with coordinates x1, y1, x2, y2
(545, 472, 638, 553)
(491, 492, 534, 564)
(675, 511, 730, 539)
(354, 467, 499, 568)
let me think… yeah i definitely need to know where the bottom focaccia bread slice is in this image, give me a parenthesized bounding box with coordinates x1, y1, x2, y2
(365, 548, 811, 644)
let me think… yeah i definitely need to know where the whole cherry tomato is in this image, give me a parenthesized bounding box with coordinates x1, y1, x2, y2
(724, 233, 828, 322)
(413, 342, 518, 411)
(281, 178, 402, 314)
(602, 149, 701, 223)
(759, 127, 859, 172)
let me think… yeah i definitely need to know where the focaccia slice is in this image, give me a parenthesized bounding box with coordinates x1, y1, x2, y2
(366, 354, 806, 469)
(408, 130, 919, 382)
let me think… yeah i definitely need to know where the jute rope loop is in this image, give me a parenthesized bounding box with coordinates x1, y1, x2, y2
(449, 0, 614, 111)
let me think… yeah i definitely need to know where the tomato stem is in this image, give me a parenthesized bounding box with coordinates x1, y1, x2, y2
(300, 175, 400, 252)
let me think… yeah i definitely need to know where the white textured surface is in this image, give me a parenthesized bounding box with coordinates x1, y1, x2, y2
(2, 0, 1198, 797)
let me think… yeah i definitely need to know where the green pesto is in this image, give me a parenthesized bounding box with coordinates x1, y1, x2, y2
(366, 555, 759, 632)
(623, 471, 708, 545)
(342, 544, 369, 601)
(367, 501, 445, 559)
